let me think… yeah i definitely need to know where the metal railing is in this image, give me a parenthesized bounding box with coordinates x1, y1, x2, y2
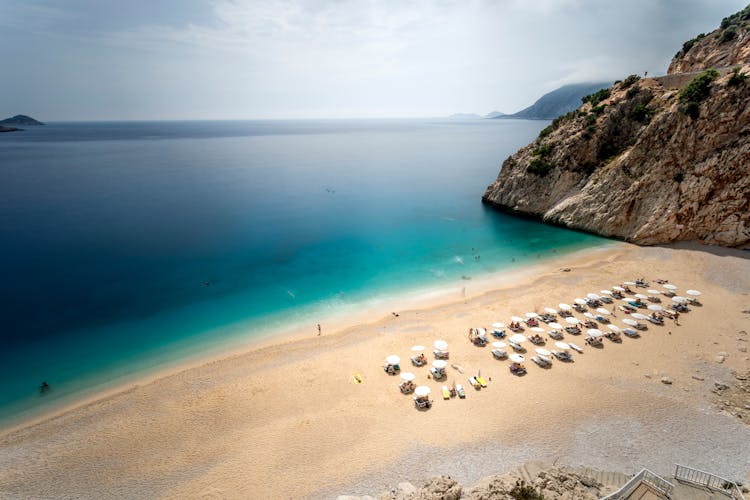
(674, 464, 745, 500)
(601, 468, 674, 499)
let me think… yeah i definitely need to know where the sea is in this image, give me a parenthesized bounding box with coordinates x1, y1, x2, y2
(0, 118, 609, 427)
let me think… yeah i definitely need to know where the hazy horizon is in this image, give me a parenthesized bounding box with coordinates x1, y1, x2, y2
(1, 0, 746, 121)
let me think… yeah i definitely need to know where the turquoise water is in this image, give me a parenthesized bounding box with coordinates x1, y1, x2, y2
(0, 119, 608, 426)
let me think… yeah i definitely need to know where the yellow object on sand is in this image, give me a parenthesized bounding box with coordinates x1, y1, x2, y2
(476, 376, 487, 387)
(441, 386, 451, 399)
(352, 373, 363, 384)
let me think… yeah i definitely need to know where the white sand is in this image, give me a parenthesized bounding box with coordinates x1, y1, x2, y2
(1, 242, 749, 499)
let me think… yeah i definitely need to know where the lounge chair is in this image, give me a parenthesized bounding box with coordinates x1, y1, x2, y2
(647, 316, 664, 325)
(475, 375, 487, 387)
(619, 305, 637, 314)
(400, 382, 415, 394)
(509, 363, 527, 375)
(531, 356, 551, 368)
(413, 397, 432, 409)
(573, 304, 587, 313)
(456, 384, 466, 398)
(508, 340, 524, 351)
(595, 315, 610, 324)
(548, 330, 563, 340)
(604, 331, 621, 342)
(528, 334, 545, 345)
(468, 376, 481, 389)
(492, 348, 507, 359)
(553, 350, 571, 361)
(491, 329, 506, 338)
(433, 349, 449, 359)
(585, 336, 602, 347)
(568, 342, 584, 353)
(565, 326, 581, 335)
(430, 367, 446, 380)
(600, 296, 613, 304)
(583, 320, 597, 329)
(411, 355, 426, 366)
(441, 386, 451, 400)
(623, 328, 640, 338)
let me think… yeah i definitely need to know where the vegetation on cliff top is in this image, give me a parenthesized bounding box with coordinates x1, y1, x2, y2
(679, 69, 720, 118)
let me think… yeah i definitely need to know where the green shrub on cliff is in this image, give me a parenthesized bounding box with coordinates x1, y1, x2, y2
(581, 88, 611, 106)
(631, 104, 653, 122)
(679, 69, 719, 118)
(720, 25, 738, 43)
(527, 158, 554, 177)
(620, 74, 641, 89)
(728, 67, 748, 86)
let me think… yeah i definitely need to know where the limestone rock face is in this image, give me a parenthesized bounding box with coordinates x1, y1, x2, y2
(669, 9, 750, 74)
(483, 11, 750, 248)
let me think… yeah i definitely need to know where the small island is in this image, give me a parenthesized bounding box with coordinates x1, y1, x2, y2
(0, 114, 45, 129)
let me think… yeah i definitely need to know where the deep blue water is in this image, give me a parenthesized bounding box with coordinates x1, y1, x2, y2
(0, 119, 608, 425)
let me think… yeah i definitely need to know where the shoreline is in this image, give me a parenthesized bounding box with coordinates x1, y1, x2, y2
(0, 240, 618, 435)
(1, 241, 748, 498)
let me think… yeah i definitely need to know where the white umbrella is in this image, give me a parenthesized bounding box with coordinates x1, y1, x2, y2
(648, 289, 661, 295)
(544, 307, 557, 314)
(411, 345, 425, 352)
(600, 290, 613, 296)
(434, 340, 448, 350)
(565, 317, 580, 325)
(634, 293, 648, 300)
(400, 372, 416, 381)
(492, 341, 507, 348)
(511, 316, 524, 323)
(612, 286, 625, 292)
(492, 322, 505, 329)
(587, 293, 600, 300)
(386, 355, 400, 365)
(555, 341, 570, 351)
(621, 296, 635, 302)
(535, 348, 551, 357)
(549, 322, 563, 330)
(509, 354, 525, 363)
(587, 329, 602, 337)
(414, 386, 431, 397)
(686, 290, 701, 296)
(525, 312, 539, 319)
(672, 296, 688, 304)
(647, 305, 663, 312)
(583, 312, 596, 320)
(622, 318, 638, 327)
(624, 281, 636, 286)
(596, 307, 611, 316)
(574, 298, 587, 305)
(607, 325, 621, 333)
(432, 360, 448, 369)
(510, 334, 527, 344)
(530, 327, 545, 333)
(663, 284, 678, 291)
(478, 327, 487, 336)
(558, 303, 572, 311)
(631, 313, 648, 320)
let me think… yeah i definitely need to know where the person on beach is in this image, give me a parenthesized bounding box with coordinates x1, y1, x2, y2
(673, 312, 680, 325)
(317, 324, 321, 336)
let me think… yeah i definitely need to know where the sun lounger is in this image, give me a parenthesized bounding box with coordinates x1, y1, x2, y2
(565, 326, 581, 335)
(600, 296, 613, 303)
(568, 342, 584, 353)
(531, 356, 551, 368)
(433, 349, 449, 359)
(623, 328, 639, 338)
(509, 364, 526, 375)
(492, 349, 507, 359)
(411, 355, 426, 366)
(476, 375, 487, 387)
(527, 334, 545, 345)
(508, 340, 524, 351)
(491, 329, 506, 338)
(442, 386, 451, 399)
(413, 397, 432, 409)
(553, 350, 571, 361)
(548, 330, 563, 340)
(468, 376, 481, 389)
(585, 336, 602, 347)
(456, 384, 466, 398)
(647, 316, 664, 325)
(604, 331, 621, 342)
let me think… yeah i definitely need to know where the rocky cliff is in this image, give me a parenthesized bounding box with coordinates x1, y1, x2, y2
(483, 8, 750, 248)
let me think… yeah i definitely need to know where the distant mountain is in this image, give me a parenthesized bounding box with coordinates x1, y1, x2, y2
(448, 113, 482, 120)
(0, 114, 44, 126)
(493, 82, 613, 120)
(484, 110, 506, 119)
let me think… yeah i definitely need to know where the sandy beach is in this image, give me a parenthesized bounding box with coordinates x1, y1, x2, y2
(1, 242, 749, 499)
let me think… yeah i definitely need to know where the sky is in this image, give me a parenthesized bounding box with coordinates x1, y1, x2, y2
(1, 0, 746, 120)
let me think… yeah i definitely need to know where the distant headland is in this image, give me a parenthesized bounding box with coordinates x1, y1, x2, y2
(0, 114, 44, 132)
